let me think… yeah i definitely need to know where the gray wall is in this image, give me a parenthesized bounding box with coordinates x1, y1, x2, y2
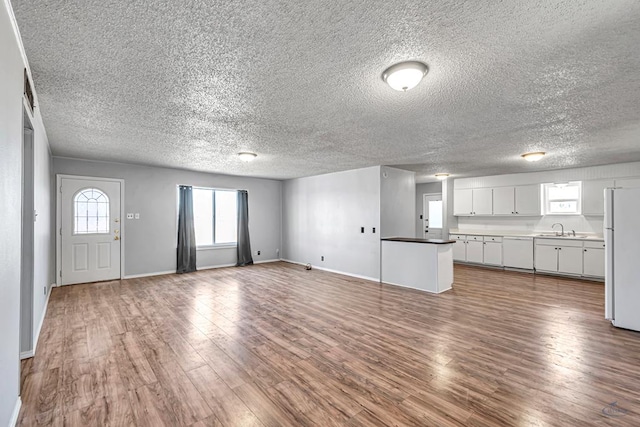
(53, 158, 282, 276)
(380, 166, 415, 238)
(1, 3, 26, 422)
(282, 166, 381, 280)
(415, 182, 442, 237)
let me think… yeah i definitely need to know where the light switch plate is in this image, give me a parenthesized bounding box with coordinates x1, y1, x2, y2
(134, 213, 140, 219)
(126, 213, 134, 219)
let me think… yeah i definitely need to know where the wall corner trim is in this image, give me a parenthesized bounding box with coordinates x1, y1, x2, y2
(9, 397, 21, 427)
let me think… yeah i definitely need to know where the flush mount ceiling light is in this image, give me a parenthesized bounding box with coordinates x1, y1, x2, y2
(435, 173, 450, 180)
(238, 152, 257, 162)
(382, 61, 428, 91)
(521, 151, 546, 162)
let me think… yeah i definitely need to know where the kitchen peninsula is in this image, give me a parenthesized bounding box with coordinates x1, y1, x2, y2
(380, 237, 456, 294)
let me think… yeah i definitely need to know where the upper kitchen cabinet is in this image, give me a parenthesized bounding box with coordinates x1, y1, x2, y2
(616, 177, 640, 188)
(493, 187, 515, 215)
(582, 179, 614, 216)
(454, 188, 492, 216)
(515, 185, 541, 216)
(482, 185, 541, 216)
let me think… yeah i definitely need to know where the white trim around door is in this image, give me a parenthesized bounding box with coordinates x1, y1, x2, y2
(56, 174, 126, 286)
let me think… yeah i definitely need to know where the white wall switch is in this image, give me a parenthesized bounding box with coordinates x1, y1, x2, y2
(134, 213, 140, 219)
(126, 213, 134, 219)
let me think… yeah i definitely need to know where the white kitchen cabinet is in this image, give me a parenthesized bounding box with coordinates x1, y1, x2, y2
(493, 187, 515, 215)
(535, 244, 558, 272)
(503, 237, 534, 269)
(454, 188, 492, 215)
(481, 185, 541, 216)
(558, 247, 583, 275)
(473, 188, 493, 215)
(583, 241, 605, 277)
(466, 239, 484, 263)
(454, 189, 473, 216)
(535, 239, 583, 275)
(582, 179, 614, 216)
(483, 240, 502, 266)
(450, 234, 467, 261)
(514, 185, 541, 216)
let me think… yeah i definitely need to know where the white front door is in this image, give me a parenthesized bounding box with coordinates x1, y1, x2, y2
(60, 177, 121, 285)
(423, 194, 443, 239)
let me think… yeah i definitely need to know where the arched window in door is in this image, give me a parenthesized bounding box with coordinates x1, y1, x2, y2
(74, 188, 110, 234)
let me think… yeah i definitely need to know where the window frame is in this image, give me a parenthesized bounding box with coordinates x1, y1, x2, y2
(190, 186, 238, 249)
(542, 181, 582, 215)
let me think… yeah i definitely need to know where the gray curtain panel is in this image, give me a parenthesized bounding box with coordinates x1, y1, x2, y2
(236, 190, 254, 266)
(177, 185, 197, 273)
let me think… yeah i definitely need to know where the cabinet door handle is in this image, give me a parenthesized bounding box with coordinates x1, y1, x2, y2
(584, 249, 587, 252)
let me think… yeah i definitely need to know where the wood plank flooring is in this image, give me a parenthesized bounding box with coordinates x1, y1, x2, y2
(18, 262, 640, 426)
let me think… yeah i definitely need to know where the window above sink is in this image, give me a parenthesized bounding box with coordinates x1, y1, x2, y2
(542, 182, 582, 215)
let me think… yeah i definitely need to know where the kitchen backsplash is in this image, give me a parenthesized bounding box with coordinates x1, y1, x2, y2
(457, 215, 604, 235)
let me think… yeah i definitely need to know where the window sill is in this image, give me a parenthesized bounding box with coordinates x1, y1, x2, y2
(197, 244, 237, 251)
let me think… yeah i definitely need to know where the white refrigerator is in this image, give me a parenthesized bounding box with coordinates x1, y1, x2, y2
(604, 187, 640, 331)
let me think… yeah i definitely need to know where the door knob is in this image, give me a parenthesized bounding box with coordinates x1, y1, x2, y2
(114, 235, 120, 241)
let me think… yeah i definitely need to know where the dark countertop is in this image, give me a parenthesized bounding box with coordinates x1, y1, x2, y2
(381, 237, 456, 245)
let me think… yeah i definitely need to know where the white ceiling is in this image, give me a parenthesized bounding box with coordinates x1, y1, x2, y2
(13, 0, 640, 182)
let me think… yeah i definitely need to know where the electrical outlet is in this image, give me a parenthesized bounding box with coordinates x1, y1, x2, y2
(372, 227, 376, 233)
(257, 250, 261, 255)
(134, 213, 140, 219)
(321, 256, 324, 261)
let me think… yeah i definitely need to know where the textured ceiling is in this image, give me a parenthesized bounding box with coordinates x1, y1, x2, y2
(12, 0, 640, 182)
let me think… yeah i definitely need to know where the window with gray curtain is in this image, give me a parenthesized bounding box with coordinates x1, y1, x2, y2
(177, 185, 197, 273)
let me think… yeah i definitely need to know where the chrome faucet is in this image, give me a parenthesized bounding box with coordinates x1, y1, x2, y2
(552, 223, 564, 236)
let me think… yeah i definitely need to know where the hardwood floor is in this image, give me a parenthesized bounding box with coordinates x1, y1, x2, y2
(18, 262, 640, 426)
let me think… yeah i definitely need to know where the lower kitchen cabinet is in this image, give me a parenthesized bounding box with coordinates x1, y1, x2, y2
(450, 234, 467, 261)
(583, 241, 605, 277)
(535, 239, 584, 275)
(558, 247, 583, 275)
(467, 240, 484, 263)
(535, 245, 558, 272)
(483, 240, 502, 266)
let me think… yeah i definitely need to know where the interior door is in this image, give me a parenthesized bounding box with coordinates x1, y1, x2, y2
(61, 177, 121, 285)
(423, 194, 443, 239)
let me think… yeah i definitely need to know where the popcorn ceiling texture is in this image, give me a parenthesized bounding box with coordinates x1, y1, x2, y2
(12, 0, 640, 182)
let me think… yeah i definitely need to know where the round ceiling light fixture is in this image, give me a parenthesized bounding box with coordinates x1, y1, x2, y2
(521, 151, 546, 162)
(435, 173, 450, 180)
(382, 61, 428, 91)
(238, 152, 257, 162)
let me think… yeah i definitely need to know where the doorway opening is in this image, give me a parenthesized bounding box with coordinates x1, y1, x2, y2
(20, 107, 35, 358)
(423, 193, 443, 239)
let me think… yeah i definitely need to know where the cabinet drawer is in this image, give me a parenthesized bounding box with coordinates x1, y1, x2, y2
(483, 236, 503, 243)
(584, 240, 605, 249)
(450, 234, 466, 241)
(467, 235, 483, 241)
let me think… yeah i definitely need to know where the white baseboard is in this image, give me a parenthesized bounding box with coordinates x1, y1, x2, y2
(32, 283, 52, 353)
(197, 263, 236, 270)
(123, 260, 281, 278)
(280, 259, 379, 283)
(123, 270, 175, 279)
(9, 397, 21, 427)
(253, 259, 280, 265)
